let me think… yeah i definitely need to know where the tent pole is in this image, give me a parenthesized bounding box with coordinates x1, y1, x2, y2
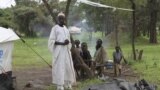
(15, 34, 52, 69)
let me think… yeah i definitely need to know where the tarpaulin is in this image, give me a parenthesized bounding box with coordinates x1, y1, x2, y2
(77, 0, 133, 12)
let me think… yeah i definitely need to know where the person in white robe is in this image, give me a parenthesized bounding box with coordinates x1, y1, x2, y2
(48, 12, 76, 90)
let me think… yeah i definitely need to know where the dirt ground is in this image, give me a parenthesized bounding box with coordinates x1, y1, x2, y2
(104, 64, 140, 82)
(12, 65, 139, 90)
(13, 67, 52, 90)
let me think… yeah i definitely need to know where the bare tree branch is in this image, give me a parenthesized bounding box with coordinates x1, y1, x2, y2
(42, 0, 57, 23)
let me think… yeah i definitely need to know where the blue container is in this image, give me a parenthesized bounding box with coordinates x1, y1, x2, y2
(105, 62, 113, 69)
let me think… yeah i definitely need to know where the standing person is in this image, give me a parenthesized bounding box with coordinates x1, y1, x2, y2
(94, 39, 107, 77)
(73, 40, 81, 78)
(113, 46, 123, 76)
(48, 12, 76, 90)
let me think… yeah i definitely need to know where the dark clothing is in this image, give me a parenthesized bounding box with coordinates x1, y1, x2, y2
(113, 51, 123, 64)
(80, 50, 91, 60)
(0, 71, 15, 90)
(80, 50, 92, 67)
(80, 50, 92, 78)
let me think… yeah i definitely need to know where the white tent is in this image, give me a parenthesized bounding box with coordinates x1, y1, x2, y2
(0, 27, 19, 74)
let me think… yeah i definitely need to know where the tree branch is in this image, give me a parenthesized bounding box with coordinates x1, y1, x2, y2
(42, 0, 57, 24)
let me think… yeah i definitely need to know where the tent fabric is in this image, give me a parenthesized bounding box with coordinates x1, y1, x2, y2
(0, 41, 14, 74)
(77, 0, 133, 12)
(0, 27, 20, 43)
(0, 27, 19, 74)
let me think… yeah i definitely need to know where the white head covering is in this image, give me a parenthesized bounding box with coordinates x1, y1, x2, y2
(58, 12, 65, 17)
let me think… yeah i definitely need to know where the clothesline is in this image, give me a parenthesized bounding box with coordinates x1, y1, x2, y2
(77, 0, 133, 12)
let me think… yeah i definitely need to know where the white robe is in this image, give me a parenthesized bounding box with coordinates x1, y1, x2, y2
(48, 25, 76, 85)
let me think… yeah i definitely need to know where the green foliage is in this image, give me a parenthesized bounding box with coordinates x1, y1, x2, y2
(15, 0, 38, 6)
(68, 5, 84, 26)
(13, 0, 55, 37)
(0, 0, 55, 37)
(13, 6, 38, 37)
(78, 0, 132, 35)
(76, 0, 160, 43)
(131, 44, 160, 85)
(0, 8, 16, 28)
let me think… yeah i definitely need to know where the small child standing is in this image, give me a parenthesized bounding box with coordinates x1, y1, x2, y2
(113, 46, 123, 76)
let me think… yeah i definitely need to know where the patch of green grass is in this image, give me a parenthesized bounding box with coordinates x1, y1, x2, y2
(13, 38, 52, 69)
(106, 35, 160, 88)
(118, 38, 160, 88)
(130, 44, 160, 85)
(77, 78, 103, 90)
(47, 78, 103, 90)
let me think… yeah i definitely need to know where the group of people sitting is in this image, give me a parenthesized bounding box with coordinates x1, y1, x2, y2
(73, 39, 107, 78)
(73, 39, 125, 78)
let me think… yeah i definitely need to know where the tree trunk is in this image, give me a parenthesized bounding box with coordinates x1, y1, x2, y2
(114, 12, 119, 46)
(115, 24, 118, 46)
(130, 0, 136, 60)
(65, 0, 72, 24)
(136, 29, 141, 37)
(149, 11, 157, 43)
(138, 50, 143, 60)
(148, 0, 158, 43)
(23, 17, 36, 37)
(42, 0, 57, 23)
